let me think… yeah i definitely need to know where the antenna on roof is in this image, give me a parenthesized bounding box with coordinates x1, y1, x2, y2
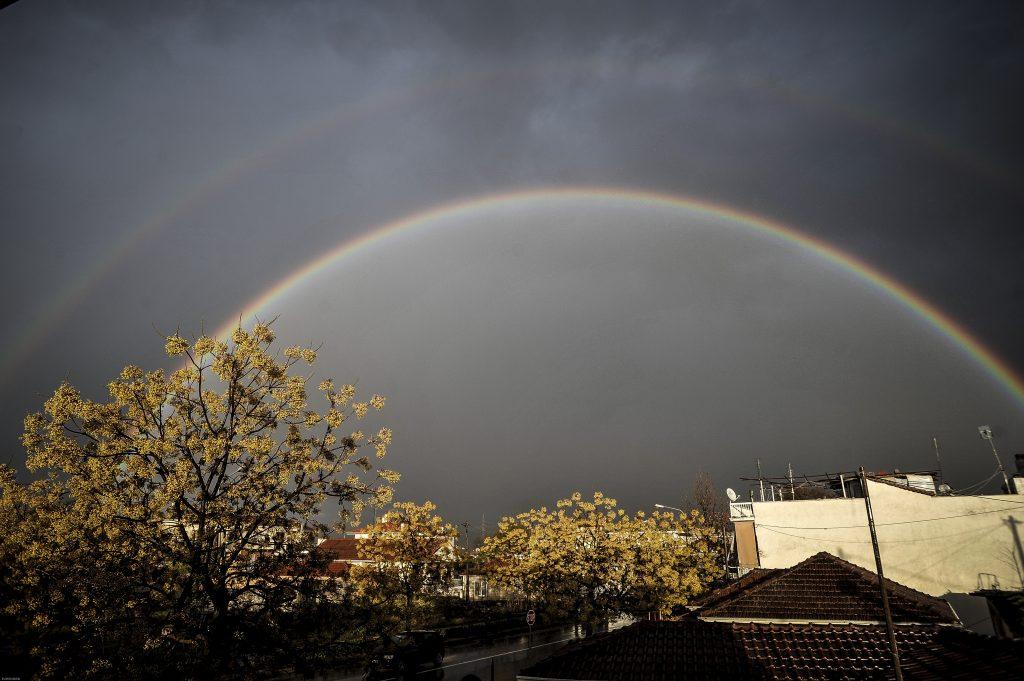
(932, 437, 944, 486)
(756, 458, 765, 502)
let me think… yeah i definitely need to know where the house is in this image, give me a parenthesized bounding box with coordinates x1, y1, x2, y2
(728, 467, 1024, 634)
(312, 537, 371, 576)
(518, 551, 1022, 680)
(310, 533, 459, 590)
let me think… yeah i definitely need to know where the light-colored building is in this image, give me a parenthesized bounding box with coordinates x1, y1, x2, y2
(730, 472, 1024, 634)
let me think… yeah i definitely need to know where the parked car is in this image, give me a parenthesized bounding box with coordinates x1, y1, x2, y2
(363, 630, 446, 680)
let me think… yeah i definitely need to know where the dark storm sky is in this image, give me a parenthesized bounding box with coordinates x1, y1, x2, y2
(2, 1, 1023, 526)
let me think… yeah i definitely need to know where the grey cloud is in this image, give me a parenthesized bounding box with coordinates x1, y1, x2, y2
(1, 1, 1022, 522)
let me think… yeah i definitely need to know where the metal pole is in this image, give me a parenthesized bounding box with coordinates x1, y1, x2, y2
(757, 458, 765, 502)
(787, 462, 795, 500)
(979, 426, 1010, 492)
(859, 467, 903, 681)
(932, 437, 944, 486)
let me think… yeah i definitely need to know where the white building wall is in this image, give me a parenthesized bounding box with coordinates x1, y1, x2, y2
(745, 479, 1024, 597)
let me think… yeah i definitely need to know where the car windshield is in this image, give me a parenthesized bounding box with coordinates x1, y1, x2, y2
(391, 633, 413, 646)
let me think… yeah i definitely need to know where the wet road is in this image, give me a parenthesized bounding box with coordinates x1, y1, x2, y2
(330, 625, 580, 681)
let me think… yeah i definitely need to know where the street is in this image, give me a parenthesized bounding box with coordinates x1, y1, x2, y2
(329, 625, 579, 681)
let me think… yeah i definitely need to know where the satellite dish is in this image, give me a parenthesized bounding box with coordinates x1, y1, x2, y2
(726, 488, 739, 502)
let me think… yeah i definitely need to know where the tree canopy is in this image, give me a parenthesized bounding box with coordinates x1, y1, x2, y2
(1, 323, 397, 679)
(351, 500, 459, 631)
(481, 491, 721, 634)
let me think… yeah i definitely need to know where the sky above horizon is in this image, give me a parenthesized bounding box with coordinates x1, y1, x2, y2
(2, 1, 1023, 527)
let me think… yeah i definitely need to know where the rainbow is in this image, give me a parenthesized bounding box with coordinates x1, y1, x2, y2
(211, 187, 1024, 408)
(7, 60, 1019, 386)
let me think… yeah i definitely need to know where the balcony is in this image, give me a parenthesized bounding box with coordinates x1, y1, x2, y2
(729, 502, 754, 519)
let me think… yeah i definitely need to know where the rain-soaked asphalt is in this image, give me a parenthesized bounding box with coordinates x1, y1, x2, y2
(328, 624, 583, 681)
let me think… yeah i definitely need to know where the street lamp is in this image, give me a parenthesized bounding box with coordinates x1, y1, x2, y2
(979, 425, 1010, 492)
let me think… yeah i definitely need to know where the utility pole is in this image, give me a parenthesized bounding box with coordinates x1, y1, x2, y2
(979, 426, 1010, 492)
(859, 467, 903, 681)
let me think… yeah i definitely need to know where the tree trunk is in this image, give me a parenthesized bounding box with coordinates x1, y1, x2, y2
(405, 586, 413, 631)
(202, 588, 231, 680)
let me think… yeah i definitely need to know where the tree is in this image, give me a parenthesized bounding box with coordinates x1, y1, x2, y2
(482, 492, 721, 635)
(351, 501, 458, 632)
(688, 470, 731, 579)
(611, 507, 721, 617)
(1, 323, 398, 679)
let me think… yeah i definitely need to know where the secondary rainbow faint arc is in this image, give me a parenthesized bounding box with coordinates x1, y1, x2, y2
(212, 187, 1024, 409)
(9, 60, 1018, 388)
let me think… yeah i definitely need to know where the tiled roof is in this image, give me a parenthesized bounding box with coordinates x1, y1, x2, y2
(315, 536, 450, 563)
(518, 620, 1024, 680)
(696, 552, 956, 624)
(689, 568, 779, 609)
(317, 537, 365, 561)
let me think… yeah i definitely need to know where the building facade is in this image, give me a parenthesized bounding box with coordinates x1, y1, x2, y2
(730, 474, 1024, 633)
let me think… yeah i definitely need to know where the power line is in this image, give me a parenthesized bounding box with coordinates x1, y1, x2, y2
(755, 502, 1024, 530)
(758, 524, 997, 545)
(949, 469, 1002, 495)
(957, 493, 1024, 506)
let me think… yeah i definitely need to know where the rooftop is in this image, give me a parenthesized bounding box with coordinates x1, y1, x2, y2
(733, 469, 944, 505)
(317, 537, 365, 562)
(693, 552, 957, 624)
(518, 620, 1024, 680)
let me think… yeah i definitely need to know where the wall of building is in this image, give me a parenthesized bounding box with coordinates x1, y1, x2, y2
(734, 520, 759, 569)
(736, 480, 1024, 598)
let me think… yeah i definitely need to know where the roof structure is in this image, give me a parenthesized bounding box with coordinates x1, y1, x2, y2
(317, 537, 366, 562)
(517, 620, 1024, 680)
(695, 552, 957, 624)
(973, 589, 1024, 639)
(868, 475, 937, 496)
(689, 568, 779, 609)
(313, 535, 451, 572)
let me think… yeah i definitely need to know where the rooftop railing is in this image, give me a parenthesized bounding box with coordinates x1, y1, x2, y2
(729, 502, 754, 519)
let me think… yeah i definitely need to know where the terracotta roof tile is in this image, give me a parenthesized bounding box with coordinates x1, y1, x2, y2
(518, 620, 1024, 680)
(696, 552, 957, 624)
(317, 537, 364, 561)
(689, 568, 779, 610)
(314, 536, 450, 565)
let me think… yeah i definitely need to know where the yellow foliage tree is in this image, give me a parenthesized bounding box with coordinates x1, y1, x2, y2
(351, 501, 458, 632)
(482, 492, 721, 634)
(1, 323, 397, 679)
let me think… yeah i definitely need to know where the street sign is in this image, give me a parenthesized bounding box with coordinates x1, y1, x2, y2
(526, 609, 536, 626)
